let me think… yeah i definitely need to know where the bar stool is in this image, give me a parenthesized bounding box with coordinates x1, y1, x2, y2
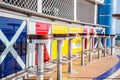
(26, 34, 54, 80)
(105, 34, 111, 56)
(89, 33, 95, 62)
(53, 34, 69, 80)
(79, 33, 88, 66)
(97, 34, 106, 58)
(96, 34, 104, 59)
(103, 34, 108, 57)
(110, 34, 116, 56)
(68, 33, 79, 73)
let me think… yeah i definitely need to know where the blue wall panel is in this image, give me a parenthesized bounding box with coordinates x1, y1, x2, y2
(0, 16, 27, 78)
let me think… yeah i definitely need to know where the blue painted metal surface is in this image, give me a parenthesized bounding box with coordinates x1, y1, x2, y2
(97, 0, 114, 46)
(93, 55, 120, 80)
(0, 16, 27, 78)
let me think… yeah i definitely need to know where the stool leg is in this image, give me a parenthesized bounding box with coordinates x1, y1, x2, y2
(111, 37, 113, 56)
(104, 37, 107, 57)
(81, 37, 84, 66)
(98, 37, 101, 59)
(37, 43, 44, 80)
(68, 39, 72, 73)
(89, 37, 92, 62)
(26, 42, 29, 68)
(57, 40, 62, 80)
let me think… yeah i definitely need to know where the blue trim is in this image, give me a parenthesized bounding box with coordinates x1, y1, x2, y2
(93, 55, 120, 80)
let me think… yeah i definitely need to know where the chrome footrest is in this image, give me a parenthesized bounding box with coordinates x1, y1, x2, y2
(92, 50, 98, 52)
(53, 58, 70, 64)
(62, 57, 70, 64)
(73, 54, 80, 57)
(26, 66, 54, 75)
(83, 52, 89, 56)
(95, 48, 104, 51)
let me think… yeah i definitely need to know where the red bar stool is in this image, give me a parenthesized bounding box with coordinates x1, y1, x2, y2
(26, 34, 54, 80)
(89, 33, 95, 62)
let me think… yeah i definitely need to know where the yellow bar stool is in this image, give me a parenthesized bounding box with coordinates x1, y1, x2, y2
(68, 33, 79, 73)
(26, 34, 54, 80)
(53, 34, 69, 80)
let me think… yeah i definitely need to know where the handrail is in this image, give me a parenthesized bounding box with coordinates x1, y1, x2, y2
(0, 2, 108, 28)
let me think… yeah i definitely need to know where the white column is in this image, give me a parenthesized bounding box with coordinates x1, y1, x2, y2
(94, 4, 98, 24)
(37, 0, 42, 13)
(74, 0, 77, 21)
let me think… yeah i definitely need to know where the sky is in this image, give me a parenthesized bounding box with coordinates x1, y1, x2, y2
(115, 0, 120, 34)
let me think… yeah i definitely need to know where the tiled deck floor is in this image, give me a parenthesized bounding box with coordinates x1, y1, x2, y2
(25, 54, 119, 80)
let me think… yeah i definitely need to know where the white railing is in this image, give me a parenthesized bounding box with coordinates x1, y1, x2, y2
(1, 0, 97, 23)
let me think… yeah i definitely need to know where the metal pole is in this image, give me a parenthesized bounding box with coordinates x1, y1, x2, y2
(103, 37, 107, 57)
(98, 37, 101, 59)
(37, 43, 44, 80)
(57, 40, 62, 80)
(68, 39, 72, 73)
(26, 41, 29, 68)
(89, 37, 92, 62)
(50, 40, 53, 61)
(81, 37, 84, 66)
(111, 37, 113, 56)
(74, 0, 77, 21)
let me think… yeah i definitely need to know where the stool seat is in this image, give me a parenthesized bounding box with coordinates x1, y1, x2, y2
(53, 34, 69, 37)
(104, 34, 110, 36)
(69, 33, 79, 39)
(89, 33, 95, 36)
(53, 34, 69, 40)
(27, 34, 53, 39)
(110, 34, 116, 37)
(79, 33, 88, 36)
(69, 33, 79, 37)
(96, 34, 104, 36)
